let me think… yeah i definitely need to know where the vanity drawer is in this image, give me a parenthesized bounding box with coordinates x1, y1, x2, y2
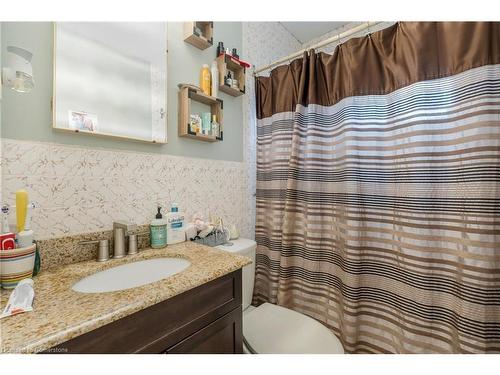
(49, 269, 242, 353)
(165, 306, 242, 354)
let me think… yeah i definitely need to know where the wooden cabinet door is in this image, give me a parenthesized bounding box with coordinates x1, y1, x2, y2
(165, 307, 242, 354)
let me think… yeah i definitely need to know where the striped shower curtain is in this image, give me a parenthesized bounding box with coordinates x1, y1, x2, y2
(254, 22, 500, 353)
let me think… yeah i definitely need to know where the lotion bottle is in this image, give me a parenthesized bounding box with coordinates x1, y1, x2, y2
(166, 203, 186, 245)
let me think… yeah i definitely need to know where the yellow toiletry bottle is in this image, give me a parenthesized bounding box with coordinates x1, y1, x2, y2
(200, 64, 211, 96)
(16, 189, 29, 233)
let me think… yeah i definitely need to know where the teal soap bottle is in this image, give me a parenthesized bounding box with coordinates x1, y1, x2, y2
(150, 206, 167, 248)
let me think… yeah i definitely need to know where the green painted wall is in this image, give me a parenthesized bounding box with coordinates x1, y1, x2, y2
(1, 22, 243, 162)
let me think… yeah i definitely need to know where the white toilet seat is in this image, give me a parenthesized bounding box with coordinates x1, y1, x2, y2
(243, 303, 344, 354)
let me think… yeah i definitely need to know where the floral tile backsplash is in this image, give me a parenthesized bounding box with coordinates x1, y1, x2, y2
(1, 138, 248, 240)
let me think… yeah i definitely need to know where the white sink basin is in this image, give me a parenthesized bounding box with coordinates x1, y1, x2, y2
(72, 258, 191, 293)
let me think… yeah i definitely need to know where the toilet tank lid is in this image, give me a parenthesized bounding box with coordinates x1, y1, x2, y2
(216, 238, 256, 255)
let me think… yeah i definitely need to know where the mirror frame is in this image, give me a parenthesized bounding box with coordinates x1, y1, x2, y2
(51, 22, 168, 144)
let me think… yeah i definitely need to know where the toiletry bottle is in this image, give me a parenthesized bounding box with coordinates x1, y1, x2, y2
(150, 206, 167, 248)
(200, 64, 211, 96)
(17, 202, 34, 248)
(166, 203, 186, 245)
(217, 42, 224, 57)
(232, 77, 239, 89)
(201, 112, 211, 135)
(211, 115, 219, 138)
(211, 60, 219, 98)
(232, 48, 239, 59)
(225, 71, 233, 86)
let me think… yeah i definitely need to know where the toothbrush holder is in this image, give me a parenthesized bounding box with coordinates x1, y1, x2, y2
(0, 243, 36, 289)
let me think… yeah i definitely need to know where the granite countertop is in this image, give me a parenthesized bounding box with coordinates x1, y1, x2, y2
(0, 242, 251, 353)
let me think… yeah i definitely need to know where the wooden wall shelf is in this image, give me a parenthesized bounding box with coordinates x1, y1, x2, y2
(183, 22, 213, 50)
(216, 54, 246, 97)
(178, 85, 223, 142)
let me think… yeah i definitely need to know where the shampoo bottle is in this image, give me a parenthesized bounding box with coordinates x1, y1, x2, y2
(150, 206, 167, 248)
(211, 61, 219, 98)
(200, 64, 211, 96)
(166, 203, 186, 245)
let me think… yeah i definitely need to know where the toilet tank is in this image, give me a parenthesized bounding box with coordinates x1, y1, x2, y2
(216, 238, 256, 310)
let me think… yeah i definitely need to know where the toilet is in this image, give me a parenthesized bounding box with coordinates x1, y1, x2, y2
(216, 238, 344, 354)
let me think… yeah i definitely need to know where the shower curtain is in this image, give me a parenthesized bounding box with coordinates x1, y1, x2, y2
(254, 22, 500, 353)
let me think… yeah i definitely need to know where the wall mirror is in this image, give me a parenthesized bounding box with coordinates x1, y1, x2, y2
(53, 22, 168, 143)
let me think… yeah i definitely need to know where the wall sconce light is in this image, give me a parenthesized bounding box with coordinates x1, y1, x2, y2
(2, 46, 35, 93)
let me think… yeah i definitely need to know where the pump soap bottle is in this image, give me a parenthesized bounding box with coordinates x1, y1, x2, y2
(150, 206, 167, 248)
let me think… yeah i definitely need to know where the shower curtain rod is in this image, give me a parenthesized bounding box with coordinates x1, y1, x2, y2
(253, 21, 387, 75)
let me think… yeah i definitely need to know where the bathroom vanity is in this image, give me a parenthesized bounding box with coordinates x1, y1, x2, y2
(0, 242, 251, 354)
(50, 270, 242, 354)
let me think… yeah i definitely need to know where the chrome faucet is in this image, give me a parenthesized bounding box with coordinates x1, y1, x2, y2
(113, 221, 137, 258)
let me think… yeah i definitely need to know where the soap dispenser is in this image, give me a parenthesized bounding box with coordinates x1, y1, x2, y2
(150, 206, 167, 248)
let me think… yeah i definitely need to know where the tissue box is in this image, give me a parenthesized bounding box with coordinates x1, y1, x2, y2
(0, 244, 36, 289)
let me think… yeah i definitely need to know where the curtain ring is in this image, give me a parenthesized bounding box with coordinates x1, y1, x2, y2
(337, 32, 342, 48)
